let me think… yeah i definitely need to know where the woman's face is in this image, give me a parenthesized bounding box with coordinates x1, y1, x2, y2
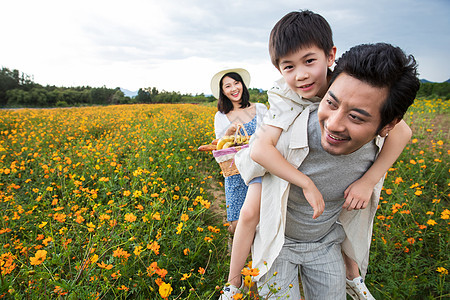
(221, 76, 243, 103)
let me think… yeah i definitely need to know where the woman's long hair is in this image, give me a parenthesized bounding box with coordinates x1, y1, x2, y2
(217, 72, 250, 114)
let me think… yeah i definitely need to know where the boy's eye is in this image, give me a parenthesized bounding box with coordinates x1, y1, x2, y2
(306, 59, 315, 64)
(282, 65, 293, 70)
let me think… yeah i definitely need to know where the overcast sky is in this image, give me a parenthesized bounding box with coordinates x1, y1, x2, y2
(2, 0, 449, 95)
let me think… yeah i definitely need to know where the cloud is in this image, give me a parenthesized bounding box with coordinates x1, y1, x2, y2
(1, 0, 448, 94)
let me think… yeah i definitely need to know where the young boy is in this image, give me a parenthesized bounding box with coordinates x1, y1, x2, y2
(219, 10, 412, 300)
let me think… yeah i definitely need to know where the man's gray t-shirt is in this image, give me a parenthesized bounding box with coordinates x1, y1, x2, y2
(285, 110, 377, 242)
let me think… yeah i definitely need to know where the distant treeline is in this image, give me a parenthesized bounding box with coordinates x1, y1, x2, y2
(1, 67, 447, 108)
(416, 82, 450, 100)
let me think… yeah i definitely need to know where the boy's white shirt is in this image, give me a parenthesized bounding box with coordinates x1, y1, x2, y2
(235, 78, 385, 280)
(263, 77, 321, 131)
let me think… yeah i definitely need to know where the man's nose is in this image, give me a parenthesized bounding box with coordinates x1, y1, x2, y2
(326, 111, 345, 132)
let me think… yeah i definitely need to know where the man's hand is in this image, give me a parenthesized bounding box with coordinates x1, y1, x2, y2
(302, 183, 325, 219)
(343, 178, 373, 210)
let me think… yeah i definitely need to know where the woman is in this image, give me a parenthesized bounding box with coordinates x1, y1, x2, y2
(211, 68, 267, 234)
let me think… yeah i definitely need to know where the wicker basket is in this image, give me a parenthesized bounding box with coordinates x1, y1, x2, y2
(212, 125, 249, 177)
(213, 144, 249, 177)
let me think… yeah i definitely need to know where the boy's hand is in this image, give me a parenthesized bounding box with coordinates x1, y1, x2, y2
(302, 184, 325, 219)
(343, 178, 373, 210)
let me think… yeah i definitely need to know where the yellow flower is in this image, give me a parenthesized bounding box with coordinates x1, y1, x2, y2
(176, 222, 183, 234)
(30, 250, 47, 265)
(244, 275, 254, 288)
(134, 246, 144, 256)
(437, 267, 448, 275)
(38, 222, 47, 228)
(87, 222, 96, 232)
(158, 282, 173, 299)
(441, 209, 450, 220)
(427, 219, 437, 226)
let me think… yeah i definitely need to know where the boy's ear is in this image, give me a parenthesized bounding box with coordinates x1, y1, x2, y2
(378, 118, 400, 137)
(327, 46, 337, 67)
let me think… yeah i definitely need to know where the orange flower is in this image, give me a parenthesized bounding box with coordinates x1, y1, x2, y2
(30, 250, 47, 265)
(124, 213, 137, 222)
(198, 267, 205, 275)
(113, 247, 130, 261)
(180, 213, 189, 221)
(147, 241, 160, 255)
(394, 177, 403, 184)
(407, 237, 415, 244)
(241, 267, 259, 277)
(152, 212, 161, 220)
(97, 261, 113, 270)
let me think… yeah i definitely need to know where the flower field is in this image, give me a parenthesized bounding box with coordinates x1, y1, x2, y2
(0, 100, 448, 299)
(0, 104, 229, 299)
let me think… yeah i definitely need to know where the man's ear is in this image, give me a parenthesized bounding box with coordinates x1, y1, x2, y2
(378, 118, 401, 137)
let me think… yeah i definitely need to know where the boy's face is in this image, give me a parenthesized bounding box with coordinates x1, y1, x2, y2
(318, 73, 396, 155)
(278, 45, 336, 99)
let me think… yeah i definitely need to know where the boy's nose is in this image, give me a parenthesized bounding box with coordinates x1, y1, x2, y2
(295, 70, 309, 81)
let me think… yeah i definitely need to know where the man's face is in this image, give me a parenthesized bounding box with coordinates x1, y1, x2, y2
(278, 45, 336, 99)
(318, 73, 391, 155)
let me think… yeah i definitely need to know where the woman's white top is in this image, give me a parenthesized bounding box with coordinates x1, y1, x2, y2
(214, 103, 268, 139)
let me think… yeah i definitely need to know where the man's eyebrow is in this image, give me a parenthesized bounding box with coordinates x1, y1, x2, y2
(328, 90, 372, 117)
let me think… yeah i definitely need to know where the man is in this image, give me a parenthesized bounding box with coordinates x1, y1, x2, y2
(235, 43, 420, 299)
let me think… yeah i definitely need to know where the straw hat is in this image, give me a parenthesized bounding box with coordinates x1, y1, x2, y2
(210, 68, 251, 99)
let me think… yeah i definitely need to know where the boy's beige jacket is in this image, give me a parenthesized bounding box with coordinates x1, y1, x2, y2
(235, 104, 385, 280)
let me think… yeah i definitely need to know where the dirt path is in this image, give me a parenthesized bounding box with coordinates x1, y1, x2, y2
(206, 175, 227, 224)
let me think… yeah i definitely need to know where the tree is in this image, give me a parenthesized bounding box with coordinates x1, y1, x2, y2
(136, 88, 152, 103)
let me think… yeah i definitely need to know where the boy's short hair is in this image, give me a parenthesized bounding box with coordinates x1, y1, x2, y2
(331, 43, 420, 132)
(269, 10, 334, 69)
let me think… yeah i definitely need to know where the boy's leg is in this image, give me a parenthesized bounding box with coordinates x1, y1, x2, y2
(343, 252, 360, 279)
(227, 182, 261, 286)
(343, 252, 376, 300)
(299, 224, 346, 300)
